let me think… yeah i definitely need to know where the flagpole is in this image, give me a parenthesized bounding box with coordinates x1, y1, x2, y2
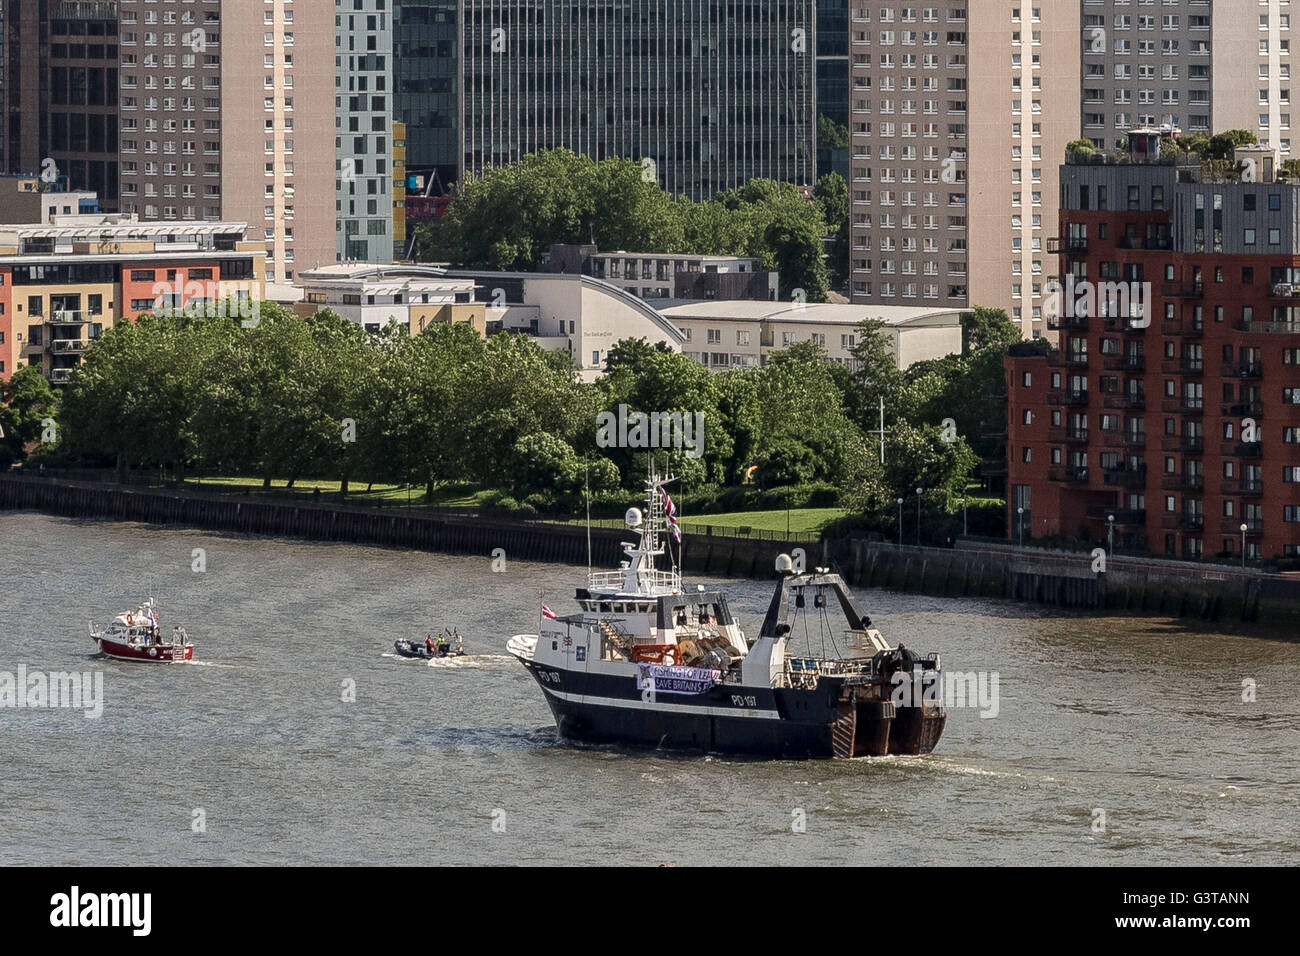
(678, 461, 684, 573)
(585, 458, 592, 577)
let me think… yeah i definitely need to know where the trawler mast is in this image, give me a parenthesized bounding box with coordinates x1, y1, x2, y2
(588, 466, 682, 597)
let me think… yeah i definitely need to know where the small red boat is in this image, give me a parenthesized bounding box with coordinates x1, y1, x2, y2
(90, 600, 194, 663)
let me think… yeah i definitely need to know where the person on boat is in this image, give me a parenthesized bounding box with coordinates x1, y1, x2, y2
(425, 634, 435, 655)
(437, 631, 450, 654)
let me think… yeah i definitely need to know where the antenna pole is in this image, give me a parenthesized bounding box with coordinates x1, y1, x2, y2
(866, 395, 887, 464)
(585, 458, 592, 576)
(879, 394, 885, 464)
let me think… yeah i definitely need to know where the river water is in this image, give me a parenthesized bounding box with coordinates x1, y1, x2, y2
(1, 512, 1297, 865)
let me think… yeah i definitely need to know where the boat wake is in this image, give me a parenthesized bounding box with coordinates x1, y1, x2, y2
(182, 660, 239, 669)
(425, 654, 514, 669)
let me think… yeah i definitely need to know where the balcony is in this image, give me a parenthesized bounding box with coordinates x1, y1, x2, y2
(1048, 426, 1090, 444)
(1221, 518, 1263, 535)
(981, 458, 1008, 476)
(49, 369, 73, 385)
(1064, 350, 1090, 367)
(1087, 507, 1147, 526)
(1220, 441, 1262, 458)
(1161, 358, 1204, 375)
(1221, 362, 1263, 380)
(1103, 354, 1145, 372)
(48, 339, 87, 354)
(1161, 280, 1204, 299)
(47, 310, 90, 325)
(1161, 474, 1205, 492)
(1235, 319, 1300, 334)
(1161, 320, 1204, 338)
(1161, 397, 1203, 415)
(1046, 312, 1089, 332)
(1162, 436, 1204, 453)
(1048, 466, 1090, 484)
(1162, 514, 1205, 532)
(1270, 282, 1300, 300)
(1048, 389, 1090, 406)
(1104, 466, 1147, 489)
(1223, 401, 1263, 419)
(1047, 236, 1088, 254)
(1117, 235, 1172, 251)
(1105, 392, 1146, 411)
(1237, 480, 1264, 497)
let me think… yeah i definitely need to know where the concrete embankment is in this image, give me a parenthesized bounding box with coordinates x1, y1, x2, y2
(827, 537, 1299, 631)
(4, 475, 1298, 632)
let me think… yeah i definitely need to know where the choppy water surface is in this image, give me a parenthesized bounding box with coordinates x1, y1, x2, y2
(1, 512, 1297, 865)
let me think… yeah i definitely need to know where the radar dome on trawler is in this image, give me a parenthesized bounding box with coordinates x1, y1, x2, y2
(625, 507, 644, 527)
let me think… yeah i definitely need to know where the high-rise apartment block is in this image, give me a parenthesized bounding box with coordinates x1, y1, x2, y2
(848, 2, 1081, 334)
(115, 1, 345, 290)
(1081, 0, 1293, 156)
(336, 1, 394, 263)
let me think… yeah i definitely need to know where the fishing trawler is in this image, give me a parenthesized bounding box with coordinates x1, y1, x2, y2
(90, 599, 194, 662)
(506, 471, 946, 758)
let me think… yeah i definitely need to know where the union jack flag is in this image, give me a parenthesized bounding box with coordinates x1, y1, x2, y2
(541, 602, 558, 620)
(662, 490, 681, 543)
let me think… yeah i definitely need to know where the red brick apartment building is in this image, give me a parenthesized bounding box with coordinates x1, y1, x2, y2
(1005, 131, 1300, 563)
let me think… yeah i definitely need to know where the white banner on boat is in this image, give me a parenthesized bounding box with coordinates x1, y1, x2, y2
(635, 663, 722, 695)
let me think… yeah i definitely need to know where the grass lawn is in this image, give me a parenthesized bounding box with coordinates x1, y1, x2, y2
(679, 508, 845, 535)
(180, 478, 845, 534)
(183, 476, 492, 508)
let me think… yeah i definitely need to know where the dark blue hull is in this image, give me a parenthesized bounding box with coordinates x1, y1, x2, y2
(521, 660, 945, 759)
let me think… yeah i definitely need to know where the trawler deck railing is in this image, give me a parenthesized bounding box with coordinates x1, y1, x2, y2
(587, 568, 682, 592)
(786, 656, 875, 678)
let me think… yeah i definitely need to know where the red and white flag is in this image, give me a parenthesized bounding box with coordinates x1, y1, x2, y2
(662, 490, 681, 543)
(541, 602, 558, 620)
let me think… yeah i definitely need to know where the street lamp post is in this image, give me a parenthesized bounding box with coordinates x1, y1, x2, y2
(1241, 523, 1248, 568)
(916, 487, 923, 546)
(897, 497, 904, 546)
(1108, 514, 1115, 558)
(1017, 507, 1024, 547)
(962, 489, 968, 537)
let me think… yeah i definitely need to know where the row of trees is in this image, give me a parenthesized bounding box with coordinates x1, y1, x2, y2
(16, 302, 1018, 536)
(416, 149, 846, 301)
